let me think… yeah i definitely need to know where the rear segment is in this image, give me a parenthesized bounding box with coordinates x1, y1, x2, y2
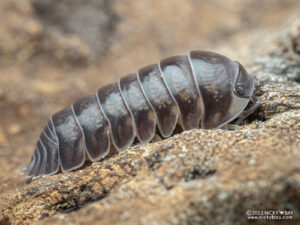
(25, 120, 59, 179)
(25, 94, 111, 177)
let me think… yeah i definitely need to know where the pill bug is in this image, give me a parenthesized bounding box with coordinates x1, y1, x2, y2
(24, 50, 260, 179)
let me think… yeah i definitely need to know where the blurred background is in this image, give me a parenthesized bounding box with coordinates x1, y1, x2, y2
(0, 0, 300, 192)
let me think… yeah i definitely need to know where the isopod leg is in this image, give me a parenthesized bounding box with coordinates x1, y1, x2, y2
(234, 95, 260, 125)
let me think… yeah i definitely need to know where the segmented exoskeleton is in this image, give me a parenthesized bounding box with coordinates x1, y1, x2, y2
(25, 51, 260, 179)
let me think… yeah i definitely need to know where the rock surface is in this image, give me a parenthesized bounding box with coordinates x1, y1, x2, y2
(0, 0, 117, 66)
(0, 1, 300, 225)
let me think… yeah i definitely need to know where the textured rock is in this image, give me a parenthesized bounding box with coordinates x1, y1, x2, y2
(0, 0, 117, 66)
(29, 0, 118, 65)
(0, 1, 300, 225)
(255, 16, 300, 84)
(1, 28, 300, 225)
(1, 105, 300, 225)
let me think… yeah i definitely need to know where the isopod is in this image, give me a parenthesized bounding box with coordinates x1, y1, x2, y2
(24, 50, 260, 179)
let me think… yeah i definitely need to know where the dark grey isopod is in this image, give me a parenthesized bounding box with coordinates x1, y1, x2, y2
(25, 50, 260, 179)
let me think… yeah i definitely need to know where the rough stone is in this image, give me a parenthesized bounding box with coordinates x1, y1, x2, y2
(1, 41, 300, 224)
(255, 16, 300, 83)
(0, 0, 117, 66)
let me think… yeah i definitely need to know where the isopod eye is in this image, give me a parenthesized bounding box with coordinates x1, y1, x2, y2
(233, 62, 254, 98)
(235, 84, 245, 96)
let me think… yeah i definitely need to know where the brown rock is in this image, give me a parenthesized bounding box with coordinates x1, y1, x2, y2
(0, 0, 117, 66)
(1, 40, 300, 224)
(7, 124, 22, 135)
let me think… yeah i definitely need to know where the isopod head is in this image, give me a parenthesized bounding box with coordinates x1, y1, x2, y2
(189, 51, 256, 129)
